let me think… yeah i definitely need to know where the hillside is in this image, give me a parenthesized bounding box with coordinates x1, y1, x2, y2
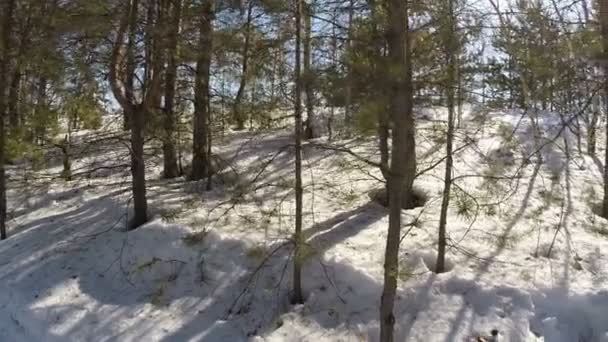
(1, 108, 607, 342)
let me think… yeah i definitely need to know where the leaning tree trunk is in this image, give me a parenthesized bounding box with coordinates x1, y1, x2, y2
(436, 0, 457, 274)
(292, 0, 305, 305)
(191, 1, 214, 181)
(601, 0, 608, 217)
(0, 0, 15, 240)
(379, 0, 414, 340)
(162, 0, 181, 178)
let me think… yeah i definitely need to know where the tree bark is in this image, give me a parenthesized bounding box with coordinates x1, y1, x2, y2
(0, 0, 15, 240)
(436, 0, 457, 274)
(344, 0, 354, 131)
(379, 0, 414, 340)
(292, 0, 304, 305)
(303, 3, 315, 139)
(587, 89, 599, 156)
(367, 0, 390, 186)
(162, 0, 181, 178)
(109, 0, 148, 229)
(130, 0, 148, 229)
(8, 11, 32, 131)
(8, 69, 21, 130)
(34, 77, 47, 145)
(600, 0, 608, 217)
(191, 1, 214, 181)
(232, 0, 253, 130)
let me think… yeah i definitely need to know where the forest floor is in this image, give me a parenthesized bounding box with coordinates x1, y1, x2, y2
(1, 107, 608, 342)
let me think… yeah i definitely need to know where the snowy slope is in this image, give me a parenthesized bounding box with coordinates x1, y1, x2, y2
(1, 107, 608, 341)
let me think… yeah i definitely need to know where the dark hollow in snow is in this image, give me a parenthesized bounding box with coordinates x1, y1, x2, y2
(368, 186, 428, 210)
(589, 202, 608, 222)
(421, 252, 455, 274)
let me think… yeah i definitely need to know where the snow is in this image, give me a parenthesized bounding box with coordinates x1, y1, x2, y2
(1, 106, 608, 341)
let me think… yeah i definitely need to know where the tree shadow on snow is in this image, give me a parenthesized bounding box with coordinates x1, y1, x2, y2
(0, 191, 392, 341)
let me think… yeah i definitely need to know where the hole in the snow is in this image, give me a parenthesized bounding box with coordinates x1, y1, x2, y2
(590, 202, 608, 219)
(369, 186, 428, 210)
(586, 203, 608, 235)
(421, 252, 454, 274)
(532, 242, 560, 259)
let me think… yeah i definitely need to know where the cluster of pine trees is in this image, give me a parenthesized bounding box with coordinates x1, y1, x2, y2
(0, 0, 607, 340)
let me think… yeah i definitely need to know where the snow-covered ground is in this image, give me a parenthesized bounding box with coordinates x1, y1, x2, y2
(1, 107, 608, 341)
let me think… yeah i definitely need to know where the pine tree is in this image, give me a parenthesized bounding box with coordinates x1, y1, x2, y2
(191, 0, 214, 181)
(109, 0, 149, 229)
(292, 0, 305, 305)
(436, 0, 458, 274)
(379, 0, 415, 340)
(0, 0, 15, 240)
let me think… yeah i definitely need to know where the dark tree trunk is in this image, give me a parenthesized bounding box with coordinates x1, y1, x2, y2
(109, 0, 148, 229)
(130, 104, 148, 228)
(35, 77, 48, 145)
(8, 12, 32, 132)
(0, 0, 15, 240)
(162, 0, 181, 178)
(380, 0, 414, 340)
(292, 0, 304, 305)
(8, 68, 21, 130)
(130, 0, 148, 229)
(303, 3, 315, 139)
(59, 136, 72, 181)
(144, 0, 155, 92)
(191, 1, 214, 181)
(588, 93, 599, 156)
(232, 0, 253, 131)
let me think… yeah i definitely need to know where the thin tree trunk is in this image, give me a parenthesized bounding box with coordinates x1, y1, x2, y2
(589, 91, 599, 156)
(600, 0, 608, 217)
(162, 0, 182, 178)
(344, 0, 354, 131)
(368, 0, 390, 186)
(0, 0, 15, 240)
(380, 0, 414, 340)
(146, 0, 165, 113)
(456, 53, 463, 127)
(191, 1, 214, 181)
(144, 0, 155, 93)
(232, 0, 253, 130)
(328, 7, 338, 141)
(303, 3, 315, 139)
(59, 135, 72, 181)
(206, 97, 213, 191)
(436, 0, 457, 274)
(292, 0, 304, 305)
(8, 12, 32, 131)
(8, 69, 21, 130)
(35, 77, 47, 145)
